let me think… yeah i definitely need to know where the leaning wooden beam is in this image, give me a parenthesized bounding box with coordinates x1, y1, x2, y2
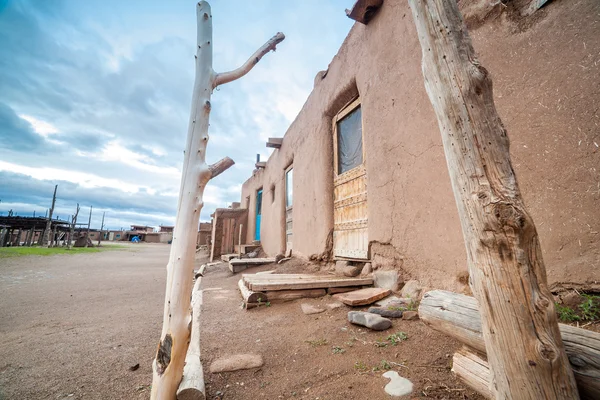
(451, 347, 492, 398)
(419, 290, 600, 399)
(177, 278, 205, 400)
(151, 2, 284, 398)
(266, 138, 283, 149)
(407, 0, 578, 397)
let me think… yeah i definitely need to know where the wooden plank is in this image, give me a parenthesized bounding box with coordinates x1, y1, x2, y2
(327, 286, 364, 295)
(230, 258, 276, 273)
(452, 347, 491, 398)
(419, 290, 600, 399)
(230, 258, 275, 266)
(238, 279, 267, 304)
(248, 277, 373, 292)
(333, 287, 391, 306)
(266, 289, 326, 302)
(266, 137, 283, 149)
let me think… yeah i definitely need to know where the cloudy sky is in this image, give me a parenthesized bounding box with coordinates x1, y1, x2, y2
(0, 0, 353, 230)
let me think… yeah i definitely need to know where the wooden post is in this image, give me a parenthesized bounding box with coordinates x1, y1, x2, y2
(150, 2, 284, 398)
(238, 223, 243, 259)
(85, 206, 92, 248)
(68, 204, 80, 250)
(43, 184, 58, 247)
(15, 228, 21, 246)
(406, 0, 579, 398)
(97, 212, 105, 247)
(51, 224, 57, 248)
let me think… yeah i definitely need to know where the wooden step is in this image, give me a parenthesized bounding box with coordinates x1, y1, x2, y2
(229, 257, 276, 273)
(242, 273, 373, 292)
(234, 244, 261, 254)
(221, 253, 239, 262)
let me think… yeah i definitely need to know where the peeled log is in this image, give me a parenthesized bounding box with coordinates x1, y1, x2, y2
(452, 348, 491, 398)
(419, 290, 600, 399)
(407, 0, 578, 397)
(177, 278, 205, 400)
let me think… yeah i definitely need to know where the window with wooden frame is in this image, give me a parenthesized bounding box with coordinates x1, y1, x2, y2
(333, 97, 363, 176)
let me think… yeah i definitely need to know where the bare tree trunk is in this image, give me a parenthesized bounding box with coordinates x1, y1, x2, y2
(97, 212, 105, 247)
(68, 204, 80, 250)
(150, 2, 283, 398)
(406, 0, 578, 398)
(43, 184, 58, 248)
(84, 206, 92, 248)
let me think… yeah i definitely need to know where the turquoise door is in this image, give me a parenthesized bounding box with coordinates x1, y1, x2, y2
(255, 189, 263, 241)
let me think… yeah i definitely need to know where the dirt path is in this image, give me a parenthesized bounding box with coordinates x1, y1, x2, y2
(0, 245, 482, 399)
(0, 243, 167, 400)
(200, 261, 483, 400)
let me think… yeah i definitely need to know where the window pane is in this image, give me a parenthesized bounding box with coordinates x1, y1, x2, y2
(337, 106, 362, 174)
(256, 189, 263, 215)
(286, 168, 293, 207)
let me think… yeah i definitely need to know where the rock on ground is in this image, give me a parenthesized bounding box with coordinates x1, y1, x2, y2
(360, 262, 372, 277)
(383, 371, 413, 397)
(402, 311, 419, 321)
(400, 280, 422, 300)
(373, 270, 403, 292)
(301, 303, 326, 315)
(347, 311, 392, 331)
(326, 302, 344, 310)
(368, 307, 403, 318)
(209, 354, 264, 373)
(333, 287, 392, 306)
(335, 260, 362, 277)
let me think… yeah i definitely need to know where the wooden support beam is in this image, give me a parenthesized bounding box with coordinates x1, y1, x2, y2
(419, 290, 600, 399)
(255, 161, 266, 169)
(407, 0, 578, 397)
(345, 0, 383, 25)
(176, 278, 205, 400)
(266, 138, 283, 149)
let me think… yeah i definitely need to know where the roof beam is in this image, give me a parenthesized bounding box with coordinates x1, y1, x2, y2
(266, 137, 283, 149)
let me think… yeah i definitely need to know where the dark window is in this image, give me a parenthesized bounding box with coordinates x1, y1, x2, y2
(336, 105, 363, 174)
(285, 167, 293, 208)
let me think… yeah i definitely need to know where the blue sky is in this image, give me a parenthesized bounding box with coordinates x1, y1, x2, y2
(0, 0, 353, 230)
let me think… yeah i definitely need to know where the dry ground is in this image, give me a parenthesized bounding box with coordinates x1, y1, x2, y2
(0, 244, 481, 399)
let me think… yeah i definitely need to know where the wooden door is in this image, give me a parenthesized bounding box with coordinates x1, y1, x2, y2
(285, 166, 293, 254)
(333, 98, 368, 259)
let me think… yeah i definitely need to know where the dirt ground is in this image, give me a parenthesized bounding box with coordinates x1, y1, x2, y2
(0, 244, 482, 399)
(0, 243, 164, 400)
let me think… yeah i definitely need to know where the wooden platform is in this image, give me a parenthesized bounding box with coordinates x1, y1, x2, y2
(238, 273, 374, 309)
(242, 273, 373, 291)
(229, 258, 276, 273)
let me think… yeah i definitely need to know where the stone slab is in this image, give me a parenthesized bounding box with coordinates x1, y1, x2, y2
(333, 287, 391, 306)
(209, 354, 264, 373)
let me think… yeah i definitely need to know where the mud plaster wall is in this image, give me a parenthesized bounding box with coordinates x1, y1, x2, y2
(241, 0, 600, 292)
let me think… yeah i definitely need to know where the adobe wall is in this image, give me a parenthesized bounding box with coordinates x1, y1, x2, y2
(241, 0, 600, 291)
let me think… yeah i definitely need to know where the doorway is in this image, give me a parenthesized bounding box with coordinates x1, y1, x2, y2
(332, 98, 368, 259)
(255, 188, 263, 241)
(285, 165, 293, 254)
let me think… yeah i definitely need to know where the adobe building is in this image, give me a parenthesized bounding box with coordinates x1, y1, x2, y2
(240, 0, 600, 292)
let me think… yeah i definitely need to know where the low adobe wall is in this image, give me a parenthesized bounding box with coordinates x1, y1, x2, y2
(241, 0, 600, 292)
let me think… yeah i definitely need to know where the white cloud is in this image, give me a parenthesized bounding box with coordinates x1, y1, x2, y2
(18, 114, 59, 137)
